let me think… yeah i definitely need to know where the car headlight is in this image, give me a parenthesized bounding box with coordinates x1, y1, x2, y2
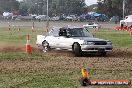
(83, 41, 95, 45)
(107, 41, 112, 45)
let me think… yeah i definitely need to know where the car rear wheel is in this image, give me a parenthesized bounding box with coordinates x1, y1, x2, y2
(73, 43, 81, 57)
(42, 41, 50, 53)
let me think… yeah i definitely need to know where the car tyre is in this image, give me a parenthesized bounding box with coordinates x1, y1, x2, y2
(73, 43, 81, 57)
(42, 41, 50, 53)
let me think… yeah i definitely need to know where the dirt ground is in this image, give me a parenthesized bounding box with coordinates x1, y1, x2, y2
(0, 21, 131, 87)
(0, 46, 132, 76)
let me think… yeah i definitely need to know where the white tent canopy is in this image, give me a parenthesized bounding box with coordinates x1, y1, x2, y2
(120, 15, 132, 27)
(3, 12, 13, 17)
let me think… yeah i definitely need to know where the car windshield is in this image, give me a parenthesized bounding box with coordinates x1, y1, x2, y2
(67, 28, 93, 37)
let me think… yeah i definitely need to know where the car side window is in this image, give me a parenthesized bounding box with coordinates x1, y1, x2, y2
(48, 29, 59, 37)
(59, 28, 67, 36)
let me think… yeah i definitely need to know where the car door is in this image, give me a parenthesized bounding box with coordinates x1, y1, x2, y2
(57, 36, 73, 49)
(46, 28, 60, 48)
(55, 28, 73, 49)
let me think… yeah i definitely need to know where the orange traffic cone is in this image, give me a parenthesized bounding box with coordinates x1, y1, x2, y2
(26, 34, 31, 55)
(32, 26, 34, 32)
(45, 27, 48, 32)
(130, 32, 132, 36)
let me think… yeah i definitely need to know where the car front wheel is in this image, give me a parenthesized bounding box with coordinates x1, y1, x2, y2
(73, 43, 81, 57)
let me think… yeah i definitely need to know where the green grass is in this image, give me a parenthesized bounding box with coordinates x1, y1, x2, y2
(0, 61, 131, 88)
(0, 72, 76, 88)
(0, 27, 131, 88)
(90, 29, 132, 47)
(0, 27, 44, 45)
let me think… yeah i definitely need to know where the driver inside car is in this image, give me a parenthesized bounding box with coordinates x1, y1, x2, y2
(59, 28, 67, 36)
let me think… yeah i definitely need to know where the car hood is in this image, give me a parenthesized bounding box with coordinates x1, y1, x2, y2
(71, 37, 108, 42)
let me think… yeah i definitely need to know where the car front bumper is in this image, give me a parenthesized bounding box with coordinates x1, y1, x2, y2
(81, 45, 112, 52)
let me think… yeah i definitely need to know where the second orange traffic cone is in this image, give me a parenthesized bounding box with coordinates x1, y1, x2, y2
(130, 32, 132, 36)
(32, 26, 35, 32)
(45, 27, 48, 32)
(26, 34, 31, 55)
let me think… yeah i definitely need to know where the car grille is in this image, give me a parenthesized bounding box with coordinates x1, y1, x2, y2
(93, 41, 107, 45)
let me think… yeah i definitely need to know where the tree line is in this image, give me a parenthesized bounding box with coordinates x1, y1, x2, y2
(0, 0, 20, 14)
(0, 0, 132, 18)
(0, 0, 87, 16)
(97, 0, 132, 18)
(22, 0, 87, 16)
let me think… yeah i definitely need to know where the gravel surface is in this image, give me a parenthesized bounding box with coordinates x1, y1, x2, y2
(0, 46, 132, 75)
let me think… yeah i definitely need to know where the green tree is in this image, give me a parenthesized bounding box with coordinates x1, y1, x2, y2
(0, 0, 20, 14)
(19, 2, 28, 15)
(21, 0, 86, 16)
(97, 0, 132, 18)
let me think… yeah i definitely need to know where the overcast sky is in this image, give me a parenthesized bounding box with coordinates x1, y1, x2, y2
(17, 0, 97, 6)
(85, 0, 97, 6)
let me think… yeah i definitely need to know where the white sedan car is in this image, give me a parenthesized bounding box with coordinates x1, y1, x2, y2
(83, 22, 101, 29)
(36, 27, 112, 56)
